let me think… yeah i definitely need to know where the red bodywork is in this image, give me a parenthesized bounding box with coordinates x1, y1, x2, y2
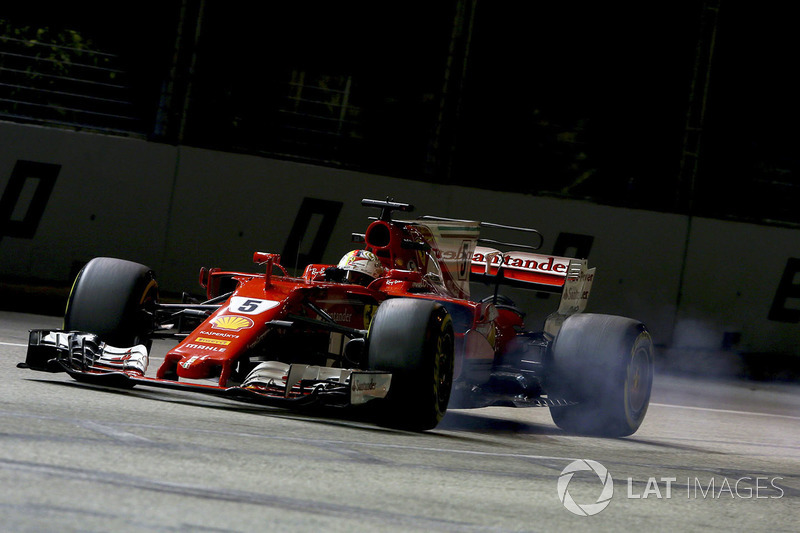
(154, 216, 561, 389)
(157, 272, 386, 386)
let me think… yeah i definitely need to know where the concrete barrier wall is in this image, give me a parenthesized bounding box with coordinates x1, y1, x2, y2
(0, 123, 177, 281)
(2, 122, 799, 357)
(674, 218, 800, 356)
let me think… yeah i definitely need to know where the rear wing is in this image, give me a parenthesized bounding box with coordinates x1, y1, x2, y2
(471, 246, 595, 314)
(359, 202, 594, 312)
(471, 246, 570, 292)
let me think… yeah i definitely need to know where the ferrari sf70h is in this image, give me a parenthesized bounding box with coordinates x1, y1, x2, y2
(22, 198, 654, 435)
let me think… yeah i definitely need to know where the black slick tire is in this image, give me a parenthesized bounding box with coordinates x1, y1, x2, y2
(547, 313, 654, 437)
(367, 298, 454, 431)
(64, 257, 158, 347)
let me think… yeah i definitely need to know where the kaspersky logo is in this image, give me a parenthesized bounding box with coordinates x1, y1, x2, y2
(557, 459, 614, 516)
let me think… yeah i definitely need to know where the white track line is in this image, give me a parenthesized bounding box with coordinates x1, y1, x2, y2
(79, 420, 153, 443)
(650, 402, 800, 421)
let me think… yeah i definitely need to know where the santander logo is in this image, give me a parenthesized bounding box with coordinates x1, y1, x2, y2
(472, 247, 570, 275)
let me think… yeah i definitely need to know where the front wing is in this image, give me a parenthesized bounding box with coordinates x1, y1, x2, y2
(21, 329, 391, 409)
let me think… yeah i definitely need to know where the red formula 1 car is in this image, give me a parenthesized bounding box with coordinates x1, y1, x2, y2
(22, 198, 654, 435)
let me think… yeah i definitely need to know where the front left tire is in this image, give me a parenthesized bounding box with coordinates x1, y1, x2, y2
(64, 257, 158, 348)
(367, 298, 455, 430)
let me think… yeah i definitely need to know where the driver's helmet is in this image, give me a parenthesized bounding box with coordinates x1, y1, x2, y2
(337, 249, 385, 285)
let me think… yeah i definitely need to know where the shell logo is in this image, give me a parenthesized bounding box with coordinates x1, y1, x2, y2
(210, 315, 254, 331)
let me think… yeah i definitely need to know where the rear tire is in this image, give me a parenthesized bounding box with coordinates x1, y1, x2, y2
(367, 298, 454, 430)
(547, 313, 654, 437)
(64, 257, 158, 347)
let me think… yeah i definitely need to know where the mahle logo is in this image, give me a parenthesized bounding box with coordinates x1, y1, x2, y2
(557, 459, 614, 516)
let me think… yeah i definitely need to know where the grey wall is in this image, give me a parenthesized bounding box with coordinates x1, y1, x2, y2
(2, 121, 799, 357)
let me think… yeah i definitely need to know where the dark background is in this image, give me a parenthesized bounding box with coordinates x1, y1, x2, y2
(1, 1, 796, 225)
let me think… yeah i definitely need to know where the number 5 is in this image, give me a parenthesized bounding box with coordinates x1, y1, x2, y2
(238, 299, 260, 313)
